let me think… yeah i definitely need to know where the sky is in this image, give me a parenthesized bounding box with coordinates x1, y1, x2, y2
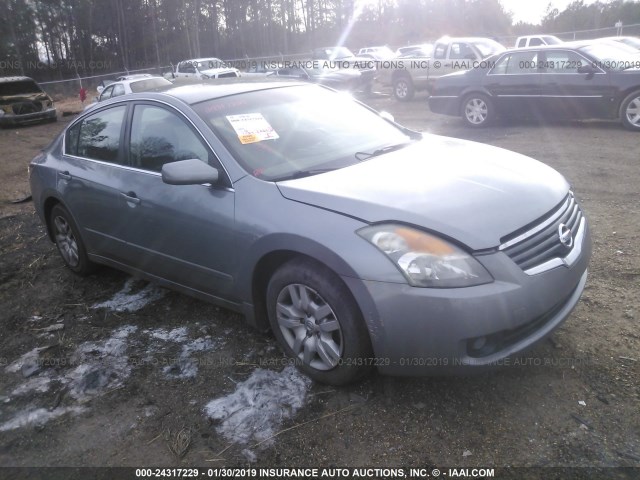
(500, 0, 597, 24)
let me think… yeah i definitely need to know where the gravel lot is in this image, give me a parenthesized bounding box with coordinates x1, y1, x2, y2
(0, 92, 638, 477)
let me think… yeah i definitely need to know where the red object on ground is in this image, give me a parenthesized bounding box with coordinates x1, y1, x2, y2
(79, 87, 87, 103)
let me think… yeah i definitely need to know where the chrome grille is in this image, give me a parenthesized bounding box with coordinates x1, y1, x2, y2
(500, 194, 583, 274)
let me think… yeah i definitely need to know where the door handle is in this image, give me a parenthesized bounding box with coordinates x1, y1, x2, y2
(59, 171, 71, 180)
(121, 192, 141, 205)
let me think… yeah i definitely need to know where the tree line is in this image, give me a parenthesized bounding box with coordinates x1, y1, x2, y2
(1, 0, 639, 81)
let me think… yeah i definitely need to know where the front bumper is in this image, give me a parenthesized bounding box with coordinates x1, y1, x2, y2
(342, 221, 591, 376)
(0, 107, 57, 126)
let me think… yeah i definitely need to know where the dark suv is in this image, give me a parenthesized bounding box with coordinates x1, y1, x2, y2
(0, 76, 57, 127)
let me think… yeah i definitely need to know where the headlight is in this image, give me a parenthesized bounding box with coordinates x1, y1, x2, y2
(358, 224, 493, 288)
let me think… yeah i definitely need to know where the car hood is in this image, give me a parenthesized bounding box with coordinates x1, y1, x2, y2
(0, 92, 51, 104)
(277, 136, 569, 250)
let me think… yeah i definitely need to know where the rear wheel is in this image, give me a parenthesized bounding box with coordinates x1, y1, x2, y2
(50, 204, 95, 275)
(266, 258, 372, 385)
(620, 90, 640, 131)
(393, 74, 415, 101)
(461, 93, 494, 127)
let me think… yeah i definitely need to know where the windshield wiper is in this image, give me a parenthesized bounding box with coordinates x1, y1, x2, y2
(276, 168, 339, 181)
(355, 141, 413, 161)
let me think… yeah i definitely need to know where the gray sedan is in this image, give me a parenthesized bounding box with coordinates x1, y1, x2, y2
(29, 82, 591, 385)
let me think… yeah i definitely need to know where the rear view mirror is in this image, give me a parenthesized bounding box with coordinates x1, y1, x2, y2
(161, 159, 219, 185)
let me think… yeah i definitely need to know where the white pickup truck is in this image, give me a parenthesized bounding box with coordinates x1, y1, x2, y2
(164, 58, 241, 80)
(379, 36, 505, 100)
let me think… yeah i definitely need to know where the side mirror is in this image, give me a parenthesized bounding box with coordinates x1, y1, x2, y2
(161, 159, 219, 185)
(577, 64, 597, 75)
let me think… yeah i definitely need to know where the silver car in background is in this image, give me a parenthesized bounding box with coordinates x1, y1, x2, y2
(29, 82, 591, 385)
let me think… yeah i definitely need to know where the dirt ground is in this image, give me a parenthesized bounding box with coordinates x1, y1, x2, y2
(0, 91, 638, 477)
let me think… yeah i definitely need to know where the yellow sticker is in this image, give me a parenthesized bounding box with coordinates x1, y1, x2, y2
(226, 113, 279, 144)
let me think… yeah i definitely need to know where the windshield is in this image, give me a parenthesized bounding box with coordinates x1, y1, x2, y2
(0, 80, 43, 96)
(193, 85, 411, 181)
(580, 43, 640, 70)
(471, 39, 505, 58)
(129, 77, 172, 92)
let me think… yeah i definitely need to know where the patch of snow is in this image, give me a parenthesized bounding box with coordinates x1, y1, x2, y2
(204, 366, 311, 445)
(242, 448, 257, 462)
(10, 375, 52, 396)
(5, 347, 47, 374)
(181, 337, 216, 355)
(0, 406, 85, 431)
(67, 325, 137, 400)
(91, 278, 165, 312)
(147, 327, 189, 343)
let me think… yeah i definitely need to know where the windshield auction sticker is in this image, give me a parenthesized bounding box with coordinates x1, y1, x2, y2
(226, 113, 279, 144)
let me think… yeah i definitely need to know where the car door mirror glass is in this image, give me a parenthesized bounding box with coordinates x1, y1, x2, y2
(161, 159, 219, 185)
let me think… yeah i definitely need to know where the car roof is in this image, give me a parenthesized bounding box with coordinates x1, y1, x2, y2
(0, 76, 36, 83)
(136, 80, 307, 105)
(435, 37, 498, 43)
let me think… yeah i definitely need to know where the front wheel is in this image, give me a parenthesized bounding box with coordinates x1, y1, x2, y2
(266, 258, 373, 385)
(49, 204, 95, 275)
(393, 75, 415, 101)
(620, 90, 640, 131)
(461, 93, 494, 127)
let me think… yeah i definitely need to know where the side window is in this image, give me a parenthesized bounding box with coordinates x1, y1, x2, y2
(179, 62, 197, 74)
(490, 52, 539, 74)
(542, 51, 584, 74)
(77, 106, 127, 163)
(433, 43, 447, 59)
(112, 84, 125, 97)
(517, 39, 525, 48)
(65, 121, 81, 156)
(100, 85, 114, 101)
(530, 38, 543, 46)
(449, 43, 475, 60)
(129, 104, 212, 173)
(489, 54, 510, 75)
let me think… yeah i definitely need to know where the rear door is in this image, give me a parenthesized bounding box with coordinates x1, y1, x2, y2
(61, 103, 132, 261)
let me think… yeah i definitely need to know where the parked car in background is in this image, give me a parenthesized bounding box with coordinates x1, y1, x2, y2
(515, 35, 563, 48)
(357, 46, 396, 60)
(429, 43, 640, 130)
(267, 65, 363, 91)
(30, 82, 590, 385)
(378, 36, 505, 100)
(0, 76, 56, 127)
(395, 44, 434, 57)
(596, 36, 640, 51)
(165, 58, 240, 80)
(87, 76, 172, 110)
(312, 46, 377, 91)
(96, 79, 116, 95)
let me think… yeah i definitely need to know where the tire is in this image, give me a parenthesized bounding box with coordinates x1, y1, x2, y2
(461, 93, 494, 128)
(266, 258, 373, 385)
(619, 90, 640, 131)
(49, 204, 95, 275)
(393, 74, 415, 101)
